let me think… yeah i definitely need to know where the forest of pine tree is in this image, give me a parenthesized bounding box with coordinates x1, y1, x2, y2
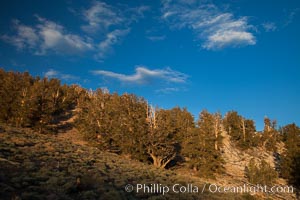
(0, 68, 299, 194)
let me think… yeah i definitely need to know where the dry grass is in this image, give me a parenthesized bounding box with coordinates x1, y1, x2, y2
(0, 126, 285, 199)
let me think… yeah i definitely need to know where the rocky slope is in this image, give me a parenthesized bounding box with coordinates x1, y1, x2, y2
(216, 130, 295, 200)
(0, 126, 256, 200)
(0, 125, 296, 200)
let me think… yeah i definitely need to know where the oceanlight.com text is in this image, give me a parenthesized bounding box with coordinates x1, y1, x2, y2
(207, 183, 294, 194)
(124, 183, 294, 195)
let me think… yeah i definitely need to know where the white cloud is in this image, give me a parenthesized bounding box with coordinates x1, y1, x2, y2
(204, 30, 256, 50)
(92, 66, 188, 85)
(2, 16, 94, 55)
(81, 2, 149, 34)
(262, 22, 277, 32)
(81, 2, 149, 59)
(45, 69, 59, 77)
(45, 69, 78, 80)
(98, 29, 130, 58)
(161, 0, 256, 50)
(36, 16, 94, 55)
(81, 1, 123, 34)
(155, 87, 180, 94)
(1, 20, 39, 50)
(162, 11, 176, 19)
(2, 1, 149, 59)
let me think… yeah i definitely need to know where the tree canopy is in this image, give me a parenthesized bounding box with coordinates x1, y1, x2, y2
(0, 68, 299, 188)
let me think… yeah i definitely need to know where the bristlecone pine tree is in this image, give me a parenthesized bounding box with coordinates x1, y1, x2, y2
(75, 89, 149, 161)
(245, 158, 277, 185)
(280, 123, 300, 190)
(0, 69, 76, 132)
(146, 107, 194, 168)
(182, 110, 223, 177)
(1, 68, 300, 188)
(223, 111, 259, 149)
(261, 117, 278, 151)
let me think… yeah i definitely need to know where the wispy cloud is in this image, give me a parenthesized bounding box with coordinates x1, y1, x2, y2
(81, 2, 149, 34)
(146, 35, 166, 41)
(45, 69, 78, 80)
(262, 22, 277, 32)
(1, 20, 39, 50)
(155, 87, 180, 94)
(92, 66, 188, 85)
(36, 16, 94, 55)
(45, 69, 59, 77)
(161, 0, 256, 50)
(81, 1, 123, 34)
(81, 1, 149, 59)
(98, 29, 130, 58)
(2, 1, 149, 59)
(145, 28, 166, 42)
(127, 5, 151, 22)
(2, 16, 94, 55)
(284, 8, 299, 26)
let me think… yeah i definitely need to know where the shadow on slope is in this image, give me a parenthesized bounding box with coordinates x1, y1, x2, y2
(0, 126, 256, 200)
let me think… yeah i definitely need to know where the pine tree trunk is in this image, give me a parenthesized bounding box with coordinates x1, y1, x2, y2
(214, 115, 220, 151)
(242, 119, 246, 142)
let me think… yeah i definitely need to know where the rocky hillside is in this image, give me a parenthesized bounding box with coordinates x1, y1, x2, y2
(220, 129, 276, 180)
(0, 126, 259, 200)
(214, 130, 295, 200)
(0, 124, 297, 200)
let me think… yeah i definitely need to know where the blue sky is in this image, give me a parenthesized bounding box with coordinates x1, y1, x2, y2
(0, 0, 299, 130)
